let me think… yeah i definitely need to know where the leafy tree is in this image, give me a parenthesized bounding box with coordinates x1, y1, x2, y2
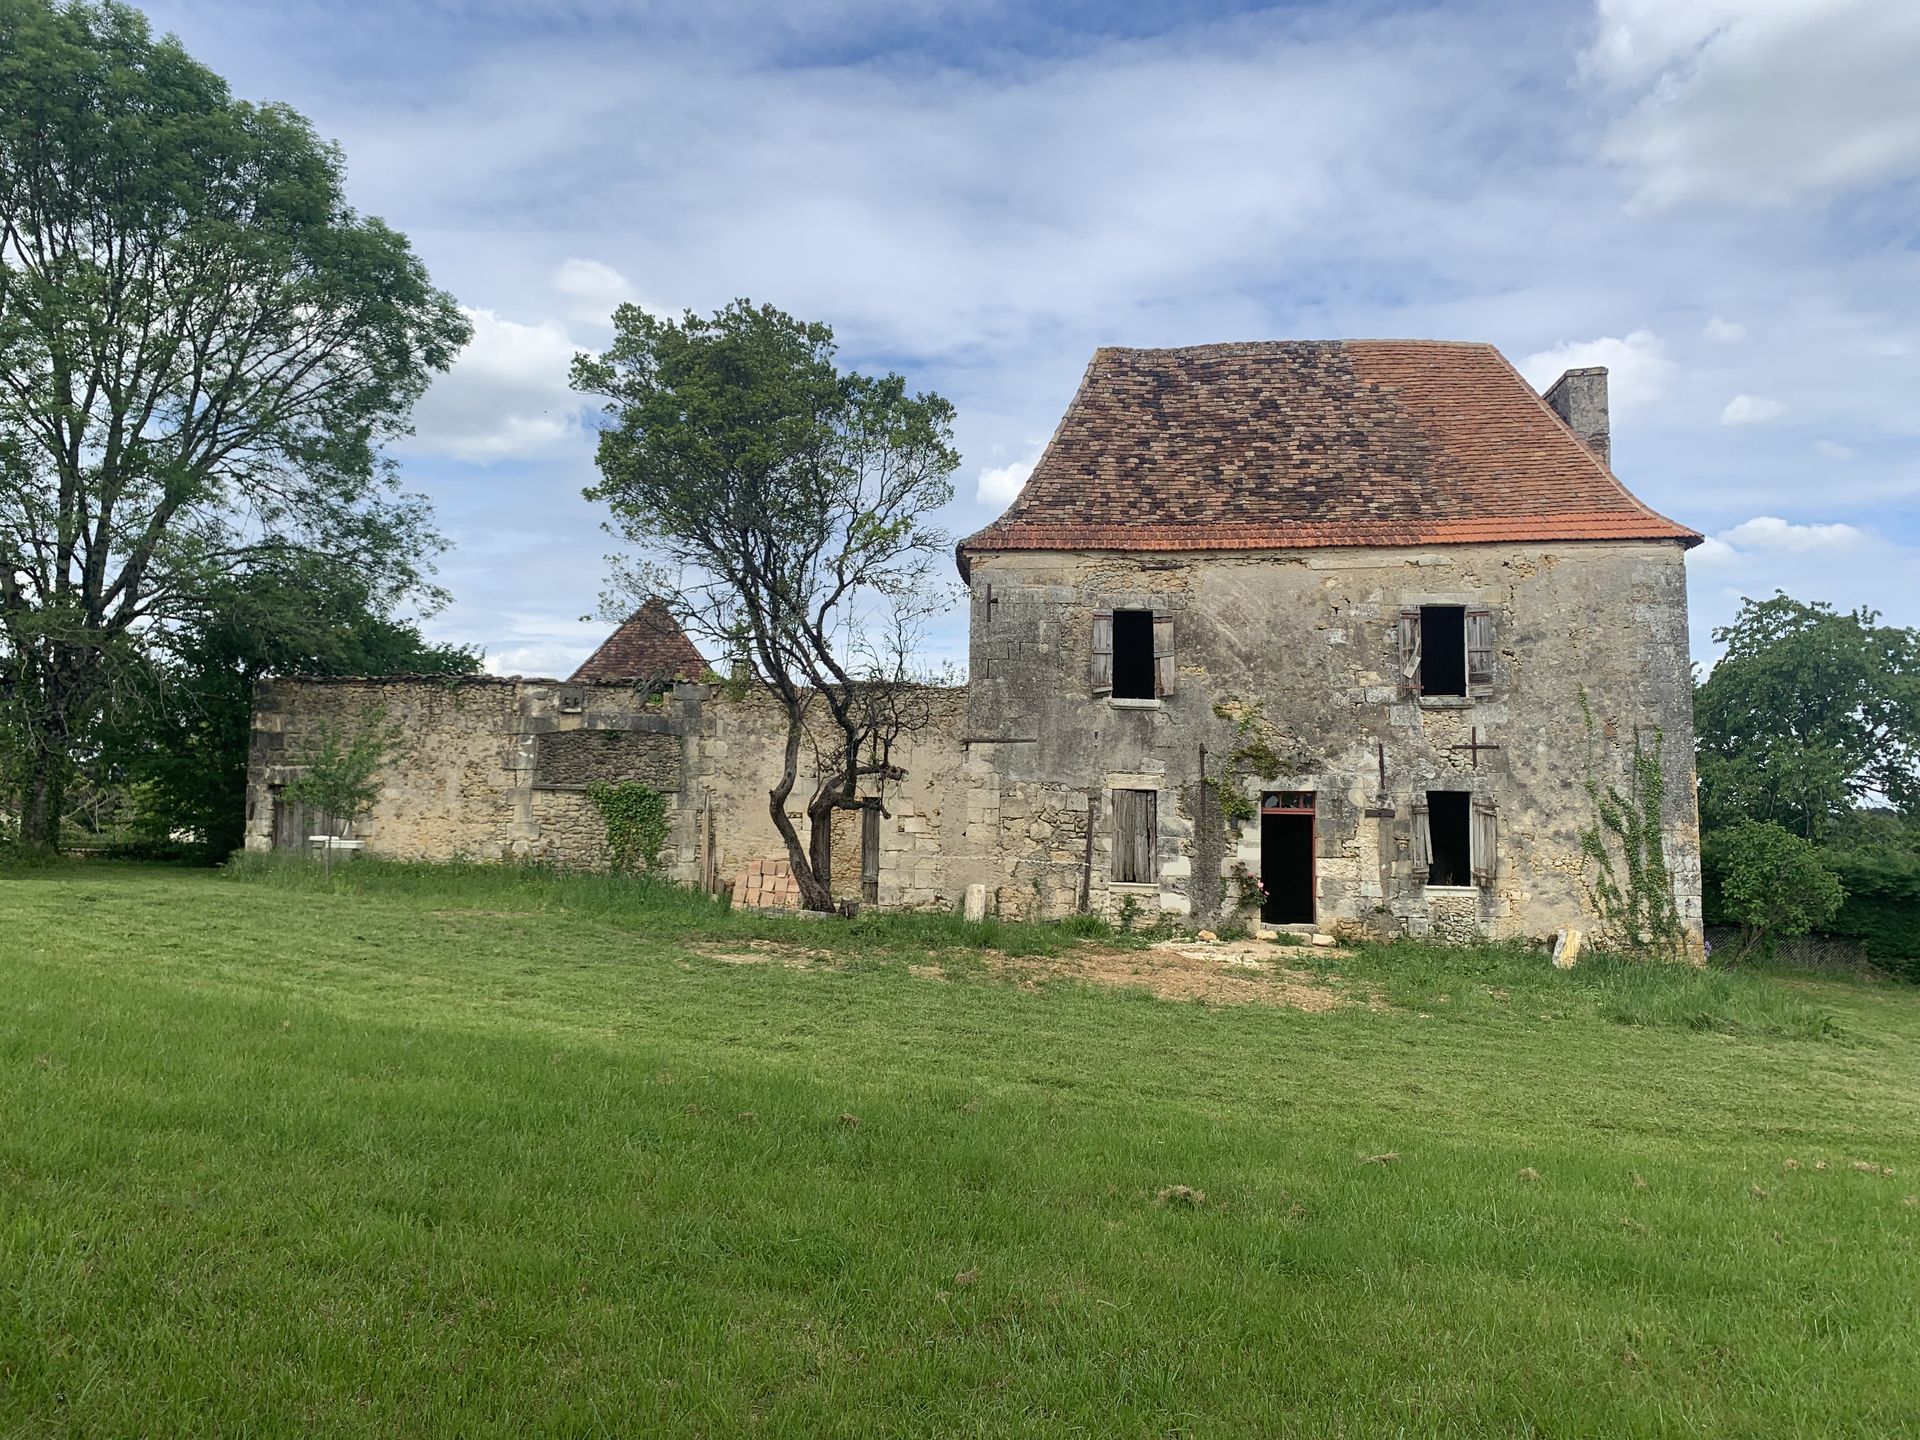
(282, 703, 402, 877)
(113, 558, 477, 855)
(572, 300, 958, 912)
(1704, 819, 1845, 962)
(0, 0, 469, 849)
(1695, 595, 1920, 840)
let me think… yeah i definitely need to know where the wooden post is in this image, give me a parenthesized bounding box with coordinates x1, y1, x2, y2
(1078, 792, 1098, 914)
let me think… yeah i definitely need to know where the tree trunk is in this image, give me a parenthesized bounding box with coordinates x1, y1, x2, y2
(766, 705, 835, 912)
(20, 761, 67, 852)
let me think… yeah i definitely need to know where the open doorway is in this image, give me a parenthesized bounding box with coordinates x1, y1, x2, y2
(1259, 791, 1315, 925)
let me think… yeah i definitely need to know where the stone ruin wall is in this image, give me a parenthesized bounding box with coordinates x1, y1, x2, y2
(246, 537, 1703, 946)
(245, 676, 984, 912)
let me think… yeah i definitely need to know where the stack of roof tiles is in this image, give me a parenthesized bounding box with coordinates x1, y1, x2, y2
(569, 597, 709, 684)
(958, 340, 1698, 576)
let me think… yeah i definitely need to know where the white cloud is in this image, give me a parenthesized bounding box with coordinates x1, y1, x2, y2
(1519, 331, 1674, 414)
(482, 644, 579, 679)
(1689, 535, 1739, 568)
(1586, 0, 1920, 208)
(404, 306, 589, 461)
(1703, 316, 1747, 342)
(551, 257, 672, 331)
(1814, 439, 1857, 461)
(975, 445, 1044, 507)
(1719, 515, 1866, 551)
(1720, 394, 1786, 426)
(552, 257, 636, 326)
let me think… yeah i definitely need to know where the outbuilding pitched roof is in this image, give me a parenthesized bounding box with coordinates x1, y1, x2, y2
(957, 340, 1699, 577)
(569, 598, 709, 684)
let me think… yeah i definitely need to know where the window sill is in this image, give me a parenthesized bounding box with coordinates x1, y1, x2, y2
(1108, 697, 1163, 710)
(1108, 880, 1162, 892)
(1418, 695, 1476, 710)
(1424, 885, 1482, 895)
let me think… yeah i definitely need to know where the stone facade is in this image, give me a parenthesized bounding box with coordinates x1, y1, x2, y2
(246, 534, 1701, 948)
(961, 540, 1702, 943)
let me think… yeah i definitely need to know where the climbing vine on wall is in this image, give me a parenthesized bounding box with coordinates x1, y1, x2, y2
(1207, 700, 1300, 821)
(1206, 698, 1316, 908)
(586, 781, 670, 874)
(1577, 691, 1686, 961)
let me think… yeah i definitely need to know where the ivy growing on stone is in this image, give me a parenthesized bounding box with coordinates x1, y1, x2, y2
(1577, 691, 1687, 961)
(586, 781, 670, 874)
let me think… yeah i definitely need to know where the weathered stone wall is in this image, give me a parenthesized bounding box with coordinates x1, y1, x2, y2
(245, 676, 976, 911)
(963, 540, 1703, 945)
(247, 537, 1702, 945)
(246, 677, 705, 870)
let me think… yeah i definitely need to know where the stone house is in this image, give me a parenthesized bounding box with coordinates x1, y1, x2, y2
(247, 338, 1704, 946)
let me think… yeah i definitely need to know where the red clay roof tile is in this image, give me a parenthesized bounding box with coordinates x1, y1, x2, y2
(569, 598, 709, 684)
(957, 340, 1700, 577)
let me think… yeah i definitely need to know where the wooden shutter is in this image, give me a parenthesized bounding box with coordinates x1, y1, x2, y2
(1471, 795, 1497, 886)
(1090, 610, 1114, 697)
(860, 804, 880, 906)
(1397, 609, 1422, 696)
(1152, 612, 1176, 698)
(1410, 794, 1432, 883)
(1466, 609, 1495, 698)
(1111, 789, 1157, 883)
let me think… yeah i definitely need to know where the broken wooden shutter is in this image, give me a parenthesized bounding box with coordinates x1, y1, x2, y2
(1152, 612, 1176, 698)
(1111, 789, 1157, 883)
(1091, 610, 1114, 697)
(1471, 795, 1497, 886)
(1466, 609, 1495, 698)
(1410, 794, 1432, 883)
(1397, 609, 1422, 697)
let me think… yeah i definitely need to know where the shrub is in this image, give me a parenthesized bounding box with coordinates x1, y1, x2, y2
(1706, 821, 1845, 963)
(1823, 844, 1920, 982)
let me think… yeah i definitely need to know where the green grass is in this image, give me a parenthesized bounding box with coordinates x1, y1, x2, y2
(3, 861, 1918, 1437)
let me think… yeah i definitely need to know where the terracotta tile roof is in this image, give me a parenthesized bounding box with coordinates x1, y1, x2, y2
(569, 598, 709, 684)
(957, 340, 1700, 577)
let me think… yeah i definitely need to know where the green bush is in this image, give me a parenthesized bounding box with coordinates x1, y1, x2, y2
(1704, 821, 1845, 963)
(1824, 845, 1920, 981)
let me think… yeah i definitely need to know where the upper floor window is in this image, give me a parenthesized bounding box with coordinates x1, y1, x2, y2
(1398, 606, 1494, 699)
(1092, 608, 1174, 700)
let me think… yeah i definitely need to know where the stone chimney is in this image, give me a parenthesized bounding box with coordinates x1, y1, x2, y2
(1543, 366, 1610, 468)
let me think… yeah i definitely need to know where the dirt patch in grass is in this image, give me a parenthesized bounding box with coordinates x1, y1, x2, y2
(987, 938, 1371, 1012)
(691, 934, 1366, 1010)
(690, 939, 837, 970)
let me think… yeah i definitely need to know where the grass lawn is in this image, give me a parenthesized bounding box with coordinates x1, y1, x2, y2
(3, 859, 1918, 1437)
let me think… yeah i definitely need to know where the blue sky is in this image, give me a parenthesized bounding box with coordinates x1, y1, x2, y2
(134, 0, 1920, 675)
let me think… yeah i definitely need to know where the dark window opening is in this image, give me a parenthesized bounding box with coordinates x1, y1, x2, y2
(1112, 788, 1157, 883)
(1112, 609, 1155, 699)
(1427, 790, 1472, 885)
(1420, 606, 1466, 696)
